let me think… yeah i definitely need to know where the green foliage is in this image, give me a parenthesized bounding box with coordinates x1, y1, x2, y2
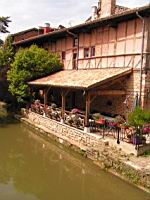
(7, 45, 63, 103)
(0, 108, 7, 120)
(0, 39, 3, 46)
(92, 113, 101, 120)
(0, 16, 11, 33)
(143, 151, 150, 157)
(0, 35, 14, 69)
(128, 107, 150, 128)
(0, 36, 14, 102)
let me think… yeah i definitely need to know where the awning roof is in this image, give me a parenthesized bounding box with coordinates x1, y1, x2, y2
(28, 68, 132, 90)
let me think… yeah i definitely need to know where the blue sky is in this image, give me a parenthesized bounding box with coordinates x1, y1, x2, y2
(0, 0, 149, 39)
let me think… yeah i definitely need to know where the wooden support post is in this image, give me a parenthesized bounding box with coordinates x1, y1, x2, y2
(44, 88, 48, 113)
(85, 92, 90, 132)
(61, 90, 69, 123)
(61, 91, 66, 122)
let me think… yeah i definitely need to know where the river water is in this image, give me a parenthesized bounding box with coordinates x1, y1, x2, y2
(0, 123, 149, 200)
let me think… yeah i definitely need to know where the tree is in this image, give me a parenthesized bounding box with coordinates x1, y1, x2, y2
(0, 39, 3, 46)
(7, 45, 63, 103)
(0, 36, 14, 78)
(0, 36, 14, 65)
(0, 36, 14, 101)
(0, 16, 11, 33)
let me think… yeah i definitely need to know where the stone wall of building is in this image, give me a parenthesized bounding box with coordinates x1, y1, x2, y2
(73, 70, 143, 118)
(143, 71, 150, 110)
(63, 69, 148, 119)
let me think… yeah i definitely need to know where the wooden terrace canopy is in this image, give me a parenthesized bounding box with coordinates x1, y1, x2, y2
(29, 68, 132, 132)
(29, 68, 132, 90)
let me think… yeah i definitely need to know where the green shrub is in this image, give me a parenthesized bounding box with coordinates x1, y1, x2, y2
(128, 107, 150, 129)
(0, 108, 7, 119)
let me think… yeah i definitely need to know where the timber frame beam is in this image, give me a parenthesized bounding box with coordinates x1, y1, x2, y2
(90, 90, 126, 96)
(44, 88, 48, 110)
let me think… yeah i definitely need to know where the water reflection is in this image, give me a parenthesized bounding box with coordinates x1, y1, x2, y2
(0, 123, 149, 200)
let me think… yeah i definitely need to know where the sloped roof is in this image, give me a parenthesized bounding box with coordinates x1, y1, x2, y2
(29, 68, 132, 90)
(13, 4, 150, 46)
(12, 28, 38, 37)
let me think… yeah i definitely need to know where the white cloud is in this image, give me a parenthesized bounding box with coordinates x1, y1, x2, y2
(118, 0, 149, 7)
(0, 0, 149, 39)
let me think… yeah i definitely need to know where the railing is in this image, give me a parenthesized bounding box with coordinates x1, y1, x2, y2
(91, 120, 150, 147)
(30, 103, 85, 126)
(30, 102, 150, 146)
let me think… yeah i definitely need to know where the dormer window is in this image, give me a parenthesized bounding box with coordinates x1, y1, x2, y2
(73, 38, 78, 47)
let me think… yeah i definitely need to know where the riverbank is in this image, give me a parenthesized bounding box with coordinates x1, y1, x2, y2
(18, 110, 150, 193)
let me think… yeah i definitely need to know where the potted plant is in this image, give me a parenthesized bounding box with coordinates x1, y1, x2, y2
(142, 123, 150, 135)
(121, 122, 130, 130)
(108, 120, 118, 128)
(128, 107, 150, 145)
(92, 113, 101, 121)
(115, 115, 125, 124)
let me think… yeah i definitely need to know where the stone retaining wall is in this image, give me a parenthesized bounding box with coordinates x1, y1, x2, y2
(20, 109, 150, 193)
(24, 110, 103, 149)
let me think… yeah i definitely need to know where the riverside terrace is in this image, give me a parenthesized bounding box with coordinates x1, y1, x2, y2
(28, 101, 150, 149)
(27, 68, 150, 152)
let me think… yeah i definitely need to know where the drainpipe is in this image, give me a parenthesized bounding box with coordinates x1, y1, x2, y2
(76, 33, 79, 70)
(136, 12, 145, 107)
(66, 30, 79, 70)
(66, 30, 77, 38)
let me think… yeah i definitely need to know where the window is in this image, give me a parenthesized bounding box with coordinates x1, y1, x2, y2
(84, 48, 89, 58)
(91, 46, 95, 57)
(73, 37, 78, 47)
(61, 51, 66, 60)
(73, 53, 77, 69)
(73, 53, 77, 60)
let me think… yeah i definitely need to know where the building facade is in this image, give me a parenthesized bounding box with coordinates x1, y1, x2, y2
(12, 0, 150, 118)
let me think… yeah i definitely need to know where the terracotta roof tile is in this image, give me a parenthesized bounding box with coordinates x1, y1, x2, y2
(29, 68, 132, 90)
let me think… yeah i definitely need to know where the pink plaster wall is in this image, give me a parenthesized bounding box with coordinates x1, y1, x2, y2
(45, 17, 148, 74)
(45, 16, 149, 112)
(77, 18, 148, 70)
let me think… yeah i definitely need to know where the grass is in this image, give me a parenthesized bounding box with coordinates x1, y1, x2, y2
(143, 151, 150, 157)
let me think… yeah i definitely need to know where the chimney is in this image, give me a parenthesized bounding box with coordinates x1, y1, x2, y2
(98, 1, 101, 9)
(91, 6, 98, 20)
(100, 0, 116, 18)
(44, 23, 51, 34)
